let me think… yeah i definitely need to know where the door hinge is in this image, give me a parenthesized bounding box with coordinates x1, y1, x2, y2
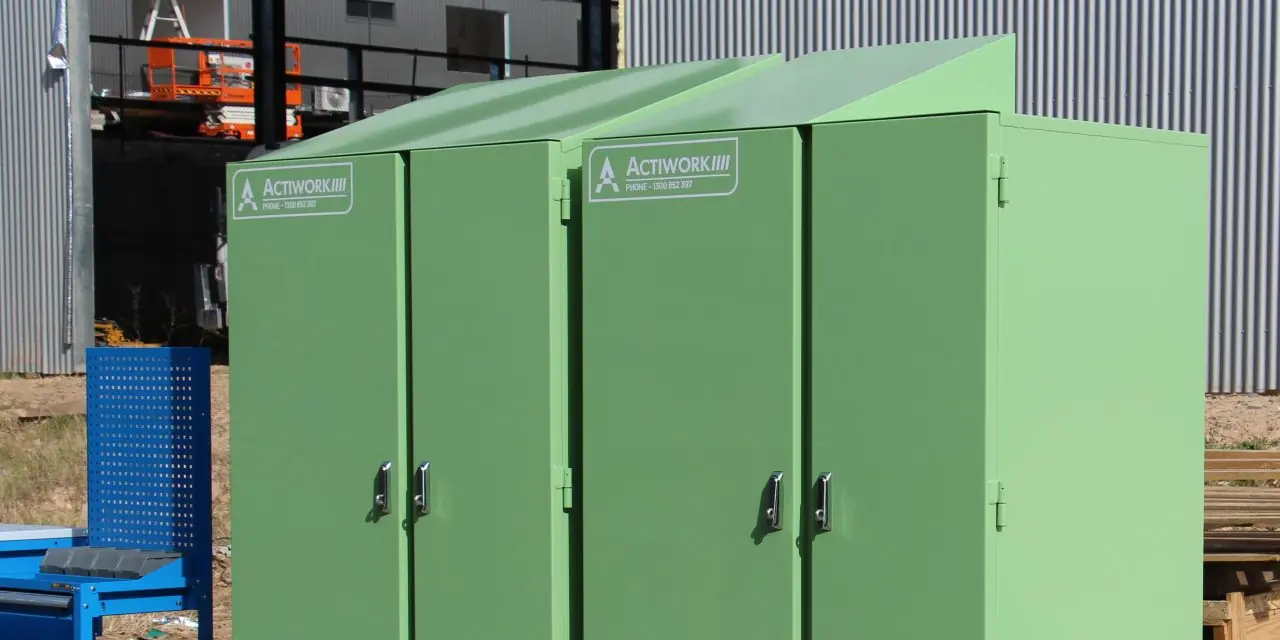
(992, 154, 1010, 208)
(555, 467, 574, 510)
(987, 480, 1007, 531)
(553, 178, 572, 221)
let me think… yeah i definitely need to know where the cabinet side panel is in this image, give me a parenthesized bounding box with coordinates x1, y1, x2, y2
(995, 124, 1208, 640)
(409, 143, 568, 640)
(809, 114, 995, 640)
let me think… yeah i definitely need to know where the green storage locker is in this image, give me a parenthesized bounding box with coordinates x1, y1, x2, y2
(580, 35, 1207, 640)
(225, 55, 780, 640)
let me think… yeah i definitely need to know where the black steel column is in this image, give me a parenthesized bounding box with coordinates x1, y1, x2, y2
(580, 0, 612, 71)
(252, 0, 287, 148)
(347, 48, 365, 122)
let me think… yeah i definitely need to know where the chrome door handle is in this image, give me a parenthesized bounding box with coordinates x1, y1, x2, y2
(764, 471, 784, 531)
(413, 461, 431, 517)
(814, 472, 832, 532)
(373, 461, 392, 516)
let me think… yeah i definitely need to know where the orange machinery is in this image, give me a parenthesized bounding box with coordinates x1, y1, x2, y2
(147, 37, 305, 141)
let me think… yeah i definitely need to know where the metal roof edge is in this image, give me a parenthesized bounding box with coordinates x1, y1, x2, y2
(1000, 113, 1210, 148)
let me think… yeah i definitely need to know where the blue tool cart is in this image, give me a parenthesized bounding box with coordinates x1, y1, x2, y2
(0, 347, 214, 639)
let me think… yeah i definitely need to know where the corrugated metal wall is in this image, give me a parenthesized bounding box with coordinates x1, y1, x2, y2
(276, 0, 583, 112)
(627, 0, 1280, 394)
(90, 0, 131, 93)
(1, 0, 94, 374)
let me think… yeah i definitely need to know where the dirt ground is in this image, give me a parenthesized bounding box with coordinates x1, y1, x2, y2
(1205, 393, 1280, 447)
(0, 372, 1276, 639)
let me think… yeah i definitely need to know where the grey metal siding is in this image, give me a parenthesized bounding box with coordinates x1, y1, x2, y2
(90, 0, 133, 93)
(275, 0, 583, 111)
(2, 0, 94, 374)
(91, 0, 130, 36)
(627, 0, 1280, 394)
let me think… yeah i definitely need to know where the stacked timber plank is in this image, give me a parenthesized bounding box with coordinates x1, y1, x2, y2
(1206, 449, 1280, 532)
(1205, 449, 1280, 639)
(1208, 449, 1280, 482)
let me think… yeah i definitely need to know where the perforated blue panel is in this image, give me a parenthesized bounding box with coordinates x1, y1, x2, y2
(85, 348, 212, 570)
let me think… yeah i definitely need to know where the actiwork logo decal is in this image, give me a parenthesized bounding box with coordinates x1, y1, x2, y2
(587, 137, 739, 202)
(231, 162, 355, 219)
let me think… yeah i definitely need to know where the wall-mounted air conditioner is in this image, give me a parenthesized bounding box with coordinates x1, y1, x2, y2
(315, 86, 350, 113)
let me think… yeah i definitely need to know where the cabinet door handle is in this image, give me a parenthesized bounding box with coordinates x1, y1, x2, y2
(413, 461, 432, 517)
(814, 472, 832, 532)
(764, 471, 784, 531)
(373, 461, 392, 516)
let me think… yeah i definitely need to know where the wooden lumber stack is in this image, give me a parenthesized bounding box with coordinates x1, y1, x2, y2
(1208, 449, 1280, 481)
(1206, 449, 1280, 531)
(1205, 449, 1280, 638)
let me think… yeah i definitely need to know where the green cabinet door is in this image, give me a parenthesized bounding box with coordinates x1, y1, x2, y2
(808, 115, 998, 640)
(582, 129, 803, 640)
(228, 154, 411, 640)
(409, 143, 570, 640)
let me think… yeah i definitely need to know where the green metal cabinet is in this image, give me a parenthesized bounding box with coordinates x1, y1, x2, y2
(225, 56, 780, 640)
(228, 34, 1207, 640)
(581, 35, 1207, 640)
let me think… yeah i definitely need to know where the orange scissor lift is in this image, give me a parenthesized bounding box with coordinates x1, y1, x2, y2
(142, 1, 305, 141)
(147, 38, 305, 142)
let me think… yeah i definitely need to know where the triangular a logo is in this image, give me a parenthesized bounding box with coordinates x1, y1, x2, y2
(595, 157, 619, 194)
(239, 180, 257, 211)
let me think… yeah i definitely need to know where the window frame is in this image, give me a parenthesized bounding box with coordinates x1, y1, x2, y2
(445, 5, 510, 77)
(346, 0, 396, 23)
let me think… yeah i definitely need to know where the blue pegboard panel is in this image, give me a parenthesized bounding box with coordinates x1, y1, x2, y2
(84, 347, 212, 582)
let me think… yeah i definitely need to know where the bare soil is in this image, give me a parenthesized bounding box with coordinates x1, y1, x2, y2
(1205, 393, 1280, 447)
(0, 371, 1273, 639)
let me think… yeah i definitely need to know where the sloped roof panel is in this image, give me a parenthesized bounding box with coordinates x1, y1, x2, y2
(258, 56, 781, 162)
